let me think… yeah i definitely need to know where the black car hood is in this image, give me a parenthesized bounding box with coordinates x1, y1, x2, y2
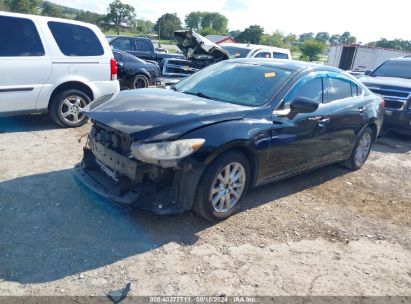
(85, 88, 250, 141)
(359, 76, 411, 90)
(174, 30, 229, 61)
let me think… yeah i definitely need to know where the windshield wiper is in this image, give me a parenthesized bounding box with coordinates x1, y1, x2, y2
(181, 91, 217, 100)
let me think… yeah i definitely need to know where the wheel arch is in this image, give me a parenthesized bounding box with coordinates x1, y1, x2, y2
(48, 81, 94, 110)
(202, 143, 259, 189)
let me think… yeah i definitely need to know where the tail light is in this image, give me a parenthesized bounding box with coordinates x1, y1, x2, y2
(110, 58, 117, 81)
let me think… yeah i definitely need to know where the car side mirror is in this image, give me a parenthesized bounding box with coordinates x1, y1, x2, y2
(117, 61, 124, 68)
(364, 70, 372, 76)
(290, 97, 319, 114)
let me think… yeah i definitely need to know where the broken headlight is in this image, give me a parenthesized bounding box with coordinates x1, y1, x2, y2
(130, 139, 205, 167)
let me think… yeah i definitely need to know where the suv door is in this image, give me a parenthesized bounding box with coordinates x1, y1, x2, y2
(0, 15, 52, 113)
(261, 75, 335, 180)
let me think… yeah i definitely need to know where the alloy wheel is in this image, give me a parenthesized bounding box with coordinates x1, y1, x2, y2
(60, 95, 87, 124)
(210, 162, 246, 213)
(354, 132, 372, 167)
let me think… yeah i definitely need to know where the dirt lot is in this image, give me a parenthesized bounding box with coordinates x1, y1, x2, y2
(0, 114, 410, 296)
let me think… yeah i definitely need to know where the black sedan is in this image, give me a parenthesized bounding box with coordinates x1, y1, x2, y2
(113, 50, 160, 89)
(75, 59, 384, 221)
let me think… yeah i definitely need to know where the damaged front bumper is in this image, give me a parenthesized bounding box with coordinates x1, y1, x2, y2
(74, 144, 205, 215)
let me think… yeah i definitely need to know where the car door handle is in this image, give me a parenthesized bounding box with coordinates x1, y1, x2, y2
(309, 116, 330, 123)
(318, 117, 330, 123)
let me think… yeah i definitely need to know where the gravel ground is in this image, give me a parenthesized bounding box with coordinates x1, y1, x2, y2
(0, 114, 410, 296)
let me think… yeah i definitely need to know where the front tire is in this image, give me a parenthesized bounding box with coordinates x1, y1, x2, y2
(341, 127, 373, 170)
(193, 151, 251, 222)
(49, 89, 90, 128)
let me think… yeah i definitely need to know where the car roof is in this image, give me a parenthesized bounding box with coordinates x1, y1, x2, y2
(225, 58, 340, 72)
(389, 57, 411, 61)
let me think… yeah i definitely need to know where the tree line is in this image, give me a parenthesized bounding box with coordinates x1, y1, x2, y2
(2, 0, 411, 60)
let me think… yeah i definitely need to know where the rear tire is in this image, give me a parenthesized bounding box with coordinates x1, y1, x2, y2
(340, 127, 373, 170)
(49, 89, 90, 128)
(130, 75, 149, 89)
(193, 151, 251, 222)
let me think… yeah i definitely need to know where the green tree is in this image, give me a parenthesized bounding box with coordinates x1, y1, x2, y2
(374, 38, 411, 52)
(200, 12, 228, 35)
(185, 11, 228, 35)
(0, 0, 8, 11)
(75, 10, 101, 24)
(315, 32, 330, 43)
(154, 13, 182, 39)
(42, 2, 63, 18)
(236, 25, 264, 44)
(135, 19, 154, 34)
(339, 31, 357, 44)
(299, 32, 314, 42)
(229, 30, 241, 38)
(104, 0, 136, 35)
(260, 30, 286, 48)
(185, 11, 204, 32)
(299, 39, 326, 61)
(329, 34, 341, 45)
(5, 0, 40, 14)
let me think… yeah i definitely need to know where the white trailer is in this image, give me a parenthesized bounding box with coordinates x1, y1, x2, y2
(327, 45, 411, 72)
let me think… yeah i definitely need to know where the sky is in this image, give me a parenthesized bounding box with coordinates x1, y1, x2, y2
(51, 0, 410, 43)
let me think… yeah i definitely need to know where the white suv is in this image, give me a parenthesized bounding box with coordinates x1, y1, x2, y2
(0, 12, 120, 127)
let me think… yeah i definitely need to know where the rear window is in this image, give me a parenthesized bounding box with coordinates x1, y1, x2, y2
(325, 78, 353, 102)
(0, 15, 44, 57)
(48, 21, 104, 56)
(273, 52, 289, 59)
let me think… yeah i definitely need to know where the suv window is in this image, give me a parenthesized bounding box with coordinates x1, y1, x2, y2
(135, 39, 152, 52)
(111, 38, 133, 51)
(255, 51, 271, 58)
(281, 78, 323, 109)
(325, 78, 353, 102)
(273, 52, 289, 59)
(0, 15, 44, 57)
(48, 21, 104, 56)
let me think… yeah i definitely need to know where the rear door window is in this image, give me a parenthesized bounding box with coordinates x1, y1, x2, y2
(135, 39, 152, 52)
(0, 15, 44, 56)
(111, 38, 133, 51)
(325, 78, 353, 102)
(48, 21, 104, 56)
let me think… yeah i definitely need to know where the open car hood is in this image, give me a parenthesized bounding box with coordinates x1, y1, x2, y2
(174, 30, 229, 61)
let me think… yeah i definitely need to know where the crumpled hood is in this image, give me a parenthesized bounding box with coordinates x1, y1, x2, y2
(85, 88, 250, 141)
(174, 30, 229, 61)
(359, 76, 411, 90)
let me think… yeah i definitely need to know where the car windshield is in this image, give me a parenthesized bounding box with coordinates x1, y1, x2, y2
(221, 46, 251, 58)
(174, 61, 294, 106)
(371, 60, 411, 79)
